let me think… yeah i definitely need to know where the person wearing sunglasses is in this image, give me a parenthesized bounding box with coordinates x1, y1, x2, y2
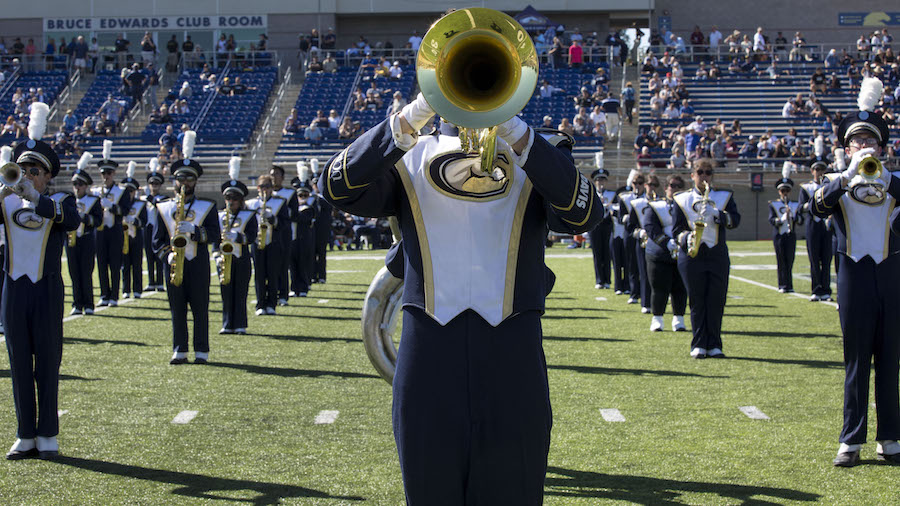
(269, 165, 299, 306)
(673, 159, 741, 359)
(143, 160, 169, 292)
(769, 165, 803, 294)
(810, 78, 900, 467)
(629, 173, 662, 315)
(215, 157, 257, 335)
(588, 168, 616, 290)
(152, 133, 220, 365)
(617, 171, 646, 304)
(3, 103, 80, 460)
(289, 163, 317, 298)
(91, 140, 131, 308)
(66, 155, 102, 316)
(798, 140, 835, 302)
(246, 174, 289, 316)
(643, 175, 688, 332)
(120, 162, 147, 300)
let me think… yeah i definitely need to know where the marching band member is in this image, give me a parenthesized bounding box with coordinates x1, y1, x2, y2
(769, 162, 803, 293)
(152, 131, 220, 365)
(609, 182, 627, 294)
(143, 158, 168, 292)
(0, 147, 9, 334)
(246, 175, 288, 316)
(588, 169, 615, 289)
(617, 171, 645, 304)
(269, 164, 298, 305)
(215, 157, 257, 335)
(323, 87, 601, 502)
(92, 140, 131, 307)
(644, 174, 688, 332)
(798, 137, 834, 301)
(629, 173, 659, 314)
(673, 159, 741, 359)
(311, 158, 332, 284)
(811, 78, 900, 466)
(66, 153, 102, 315)
(3, 103, 80, 460)
(289, 161, 316, 297)
(121, 161, 147, 299)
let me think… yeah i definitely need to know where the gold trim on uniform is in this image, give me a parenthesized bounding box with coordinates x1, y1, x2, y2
(502, 180, 533, 319)
(838, 200, 851, 256)
(551, 174, 584, 212)
(884, 200, 896, 259)
(396, 160, 435, 317)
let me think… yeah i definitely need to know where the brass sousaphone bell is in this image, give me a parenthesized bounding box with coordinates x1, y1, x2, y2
(416, 8, 539, 174)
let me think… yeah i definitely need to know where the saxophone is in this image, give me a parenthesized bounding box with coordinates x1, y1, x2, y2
(782, 195, 793, 234)
(219, 206, 235, 285)
(122, 214, 130, 255)
(170, 186, 188, 286)
(257, 196, 270, 250)
(688, 185, 711, 258)
(69, 201, 86, 247)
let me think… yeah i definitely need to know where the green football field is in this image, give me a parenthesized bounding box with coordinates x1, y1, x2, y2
(1, 240, 896, 504)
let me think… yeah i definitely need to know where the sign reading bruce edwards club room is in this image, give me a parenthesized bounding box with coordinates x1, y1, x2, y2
(45, 15, 267, 32)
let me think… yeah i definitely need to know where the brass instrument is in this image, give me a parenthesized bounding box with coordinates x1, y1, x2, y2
(688, 185, 712, 258)
(781, 195, 793, 234)
(0, 162, 23, 188)
(859, 155, 883, 183)
(219, 206, 235, 285)
(122, 218, 130, 255)
(416, 8, 538, 174)
(257, 197, 270, 250)
(362, 217, 404, 383)
(170, 185, 188, 286)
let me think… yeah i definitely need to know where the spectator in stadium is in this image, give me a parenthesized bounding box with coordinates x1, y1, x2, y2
(62, 110, 78, 132)
(408, 30, 423, 51)
(573, 87, 593, 109)
(791, 32, 808, 62)
(97, 94, 123, 128)
(790, 138, 807, 158)
(548, 36, 565, 69)
(772, 138, 791, 159)
(282, 109, 299, 135)
(202, 74, 218, 93)
(694, 63, 709, 80)
(125, 64, 146, 112)
(365, 82, 384, 110)
(558, 117, 575, 137)
(709, 25, 723, 52)
(541, 116, 553, 128)
(325, 109, 341, 130)
(753, 27, 766, 54)
(663, 72, 679, 89)
(636, 146, 652, 168)
(782, 98, 797, 119)
(304, 120, 323, 145)
(827, 73, 842, 94)
(322, 53, 338, 73)
(389, 91, 407, 116)
(179, 81, 192, 99)
(621, 81, 636, 125)
(159, 125, 177, 152)
(389, 61, 403, 80)
(352, 88, 367, 111)
(601, 91, 621, 139)
(724, 30, 741, 55)
(663, 102, 679, 120)
(679, 99, 695, 119)
(322, 28, 336, 50)
(687, 115, 706, 134)
(78, 118, 93, 138)
(810, 67, 828, 94)
(690, 26, 705, 52)
(539, 79, 564, 98)
(1, 115, 24, 138)
(217, 76, 234, 96)
(306, 56, 324, 74)
(114, 33, 130, 69)
(642, 52, 659, 73)
(824, 48, 839, 69)
(569, 39, 583, 68)
(759, 60, 786, 80)
(774, 31, 789, 61)
(311, 110, 329, 129)
(669, 146, 687, 169)
(684, 128, 702, 160)
(573, 107, 593, 136)
(149, 104, 172, 124)
(590, 105, 607, 131)
(339, 117, 360, 140)
(140, 32, 157, 65)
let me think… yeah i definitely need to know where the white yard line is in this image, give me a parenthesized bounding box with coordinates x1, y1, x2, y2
(317, 299, 330, 304)
(729, 251, 776, 257)
(62, 291, 162, 323)
(594, 297, 607, 301)
(739, 406, 771, 420)
(171, 410, 199, 424)
(728, 275, 838, 308)
(314, 410, 339, 425)
(731, 264, 777, 270)
(599, 408, 626, 422)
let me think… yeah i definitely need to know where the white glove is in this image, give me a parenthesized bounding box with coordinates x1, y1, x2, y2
(496, 115, 529, 145)
(125, 215, 135, 224)
(399, 93, 435, 132)
(638, 229, 649, 241)
(16, 179, 40, 203)
(176, 221, 195, 235)
(780, 213, 789, 223)
(0, 186, 14, 200)
(100, 198, 113, 209)
(167, 251, 176, 266)
(842, 147, 876, 183)
(263, 208, 274, 219)
(666, 238, 677, 254)
(224, 231, 238, 242)
(701, 206, 718, 224)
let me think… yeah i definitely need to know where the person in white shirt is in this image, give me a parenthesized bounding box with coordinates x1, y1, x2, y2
(663, 103, 680, 120)
(389, 61, 403, 80)
(327, 110, 340, 130)
(539, 79, 564, 98)
(782, 99, 796, 118)
(753, 27, 766, 52)
(709, 26, 723, 49)
(408, 31, 423, 51)
(663, 73, 679, 89)
(688, 116, 706, 134)
(590, 105, 606, 130)
(671, 61, 684, 80)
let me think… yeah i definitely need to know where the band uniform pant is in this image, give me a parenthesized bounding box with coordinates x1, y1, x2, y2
(837, 253, 900, 445)
(314, 241, 327, 282)
(277, 235, 292, 301)
(121, 231, 144, 295)
(163, 256, 210, 353)
(95, 226, 124, 301)
(624, 235, 639, 296)
(289, 238, 314, 295)
(678, 248, 729, 351)
(221, 254, 252, 331)
(647, 255, 687, 317)
(66, 234, 96, 311)
(773, 232, 796, 291)
(2, 273, 64, 439)
(635, 241, 651, 308)
(610, 235, 626, 293)
(393, 308, 551, 505)
(252, 243, 284, 309)
(806, 222, 832, 297)
(0, 247, 4, 326)
(588, 223, 612, 285)
(144, 226, 164, 287)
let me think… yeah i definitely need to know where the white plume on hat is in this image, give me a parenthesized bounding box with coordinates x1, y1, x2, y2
(182, 130, 197, 159)
(148, 157, 160, 172)
(814, 136, 825, 158)
(77, 152, 93, 171)
(310, 157, 320, 175)
(228, 156, 241, 181)
(781, 161, 795, 180)
(297, 160, 312, 183)
(0, 146, 12, 164)
(102, 139, 113, 160)
(858, 77, 884, 112)
(626, 168, 642, 188)
(126, 161, 136, 179)
(27, 102, 50, 141)
(594, 151, 604, 169)
(834, 148, 847, 171)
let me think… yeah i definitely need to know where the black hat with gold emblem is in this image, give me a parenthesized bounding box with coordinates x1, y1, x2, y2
(222, 156, 248, 197)
(13, 102, 60, 177)
(170, 130, 203, 178)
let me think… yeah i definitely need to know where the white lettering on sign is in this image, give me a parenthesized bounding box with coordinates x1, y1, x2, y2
(46, 15, 267, 32)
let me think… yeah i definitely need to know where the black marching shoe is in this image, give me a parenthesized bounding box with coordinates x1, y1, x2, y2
(6, 439, 38, 460)
(834, 444, 861, 467)
(170, 352, 188, 365)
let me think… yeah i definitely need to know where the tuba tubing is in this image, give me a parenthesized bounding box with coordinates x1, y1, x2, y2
(361, 266, 404, 384)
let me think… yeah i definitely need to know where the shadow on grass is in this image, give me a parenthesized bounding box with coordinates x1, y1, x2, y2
(545, 307, 612, 312)
(542, 315, 608, 320)
(727, 330, 841, 339)
(250, 333, 361, 344)
(0, 370, 101, 381)
(206, 361, 380, 380)
(63, 336, 150, 346)
(544, 466, 819, 503)
(548, 365, 727, 378)
(544, 335, 632, 343)
(271, 314, 360, 321)
(53, 456, 363, 504)
(724, 313, 792, 318)
(91, 313, 171, 321)
(728, 356, 843, 369)
(725, 304, 777, 309)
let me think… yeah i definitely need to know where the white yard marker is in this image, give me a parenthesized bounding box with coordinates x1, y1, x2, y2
(314, 410, 340, 425)
(57, 410, 68, 417)
(739, 406, 770, 420)
(594, 297, 607, 301)
(317, 299, 330, 304)
(729, 275, 838, 308)
(731, 264, 777, 271)
(172, 410, 199, 424)
(729, 251, 776, 257)
(599, 408, 626, 422)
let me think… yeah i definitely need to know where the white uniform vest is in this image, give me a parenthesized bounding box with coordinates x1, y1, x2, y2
(127, 200, 146, 238)
(92, 184, 126, 229)
(649, 199, 676, 237)
(275, 187, 296, 240)
(218, 209, 255, 259)
(158, 197, 216, 261)
(801, 181, 824, 223)
(2, 192, 68, 282)
(839, 180, 896, 264)
(770, 200, 800, 235)
(246, 196, 286, 247)
(75, 194, 99, 238)
(674, 189, 732, 249)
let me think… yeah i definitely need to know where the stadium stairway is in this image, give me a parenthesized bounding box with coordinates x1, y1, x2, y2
(247, 78, 303, 177)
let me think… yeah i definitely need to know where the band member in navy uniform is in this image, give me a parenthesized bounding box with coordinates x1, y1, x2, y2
(673, 159, 741, 359)
(797, 137, 834, 301)
(3, 102, 80, 460)
(143, 159, 168, 292)
(215, 157, 257, 335)
(609, 184, 627, 294)
(629, 173, 658, 314)
(121, 161, 147, 299)
(811, 78, 900, 466)
(152, 131, 220, 365)
(644, 174, 688, 332)
(323, 83, 601, 502)
(588, 169, 615, 289)
(769, 163, 803, 293)
(289, 161, 317, 297)
(66, 153, 102, 315)
(311, 158, 332, 283)
(617, 171, 645, 303)
(246, 175, 288, 316)
(0, 147, 10, 334)
(270, 164, 298, 305)
(92, 140, 131, 307)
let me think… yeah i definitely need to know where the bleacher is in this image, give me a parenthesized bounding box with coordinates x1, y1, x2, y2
(73, 69, 135, 131)
(0, 70, 68, 137)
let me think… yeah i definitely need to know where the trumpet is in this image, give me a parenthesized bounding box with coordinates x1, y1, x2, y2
(688, 185, 712, 258)
(859, 155, 883, 182)
(219, 206, 235, 285)
(170, 185, 188, 286)
(0, 162, 23, 188)
(781, 195, 793, 234)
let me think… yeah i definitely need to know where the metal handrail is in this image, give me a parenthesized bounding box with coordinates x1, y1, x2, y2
(339, 60, 367, 125)
(191, 59, 232, 132)
(250, 65, 292, 163)
(0, 66, 22, 103)
(48, 68, 80, 125)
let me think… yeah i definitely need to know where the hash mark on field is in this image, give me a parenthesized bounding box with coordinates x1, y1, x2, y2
(57, 410, 68, 416)
(595, 297, 607, 301)
(172, 410, 199, 424)
(739, 406, 770, 420)
(600, 408, 625, 422)
(314, 410, 339, 424)
(317, 299, 330, 304)
(729, 295, 744, 300)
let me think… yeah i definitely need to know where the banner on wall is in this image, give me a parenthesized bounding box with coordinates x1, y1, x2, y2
(838, 12, 900, 26)
(45, 15, 267, 32)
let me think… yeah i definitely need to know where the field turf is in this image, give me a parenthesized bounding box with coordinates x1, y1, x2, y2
(1, 240, 897, 504)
